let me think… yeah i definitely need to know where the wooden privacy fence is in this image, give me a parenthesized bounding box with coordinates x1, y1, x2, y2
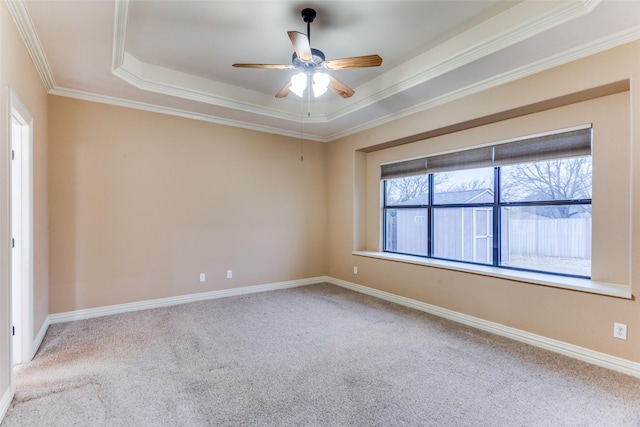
(386, 210, 591, 261)
(505, 218, 591, 259)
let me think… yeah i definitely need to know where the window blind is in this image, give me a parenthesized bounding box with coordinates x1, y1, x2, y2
(380, 158, 427, 180)
(424, 146, 493, 174)
(493, 128, 592, 166)
(380, 127, 592, 180)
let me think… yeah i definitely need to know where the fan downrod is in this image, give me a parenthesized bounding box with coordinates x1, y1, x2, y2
(301, 8, 316, 42)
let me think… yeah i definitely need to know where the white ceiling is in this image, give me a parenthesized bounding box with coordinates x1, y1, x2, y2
(9, 0, 640, 141)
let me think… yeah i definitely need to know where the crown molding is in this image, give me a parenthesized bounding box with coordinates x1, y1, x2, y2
(111, 0, 128, 70)
(49, 21, 640, 144)
(4, 0, 56, 91)
(325, 0, 601, 123)
(325, 23, 640, 142)
(113, 52, 321, 124)
(110, 0, 602, 126)
(111, 0, 327, 124)
(48, 86, 328, 142)
(8, 0, 638, 142)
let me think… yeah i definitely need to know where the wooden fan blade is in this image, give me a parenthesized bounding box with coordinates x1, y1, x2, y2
(328, 75, 354, 98)
(288, 31, 312, 61)
(233, 63, 294, 70)
(322, 54, 383, 70)
(275, 82, 292, 98)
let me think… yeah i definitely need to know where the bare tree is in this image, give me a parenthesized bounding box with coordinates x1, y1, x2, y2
(502, 157, 591, 218)
(447, 177, 492, 192)
(386, 173, 450, 204)
(386, 175, 428, 203)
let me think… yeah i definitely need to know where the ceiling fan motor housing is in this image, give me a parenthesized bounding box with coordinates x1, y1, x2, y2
(292, 48, 326, 71)
(232, 6, 380, 99)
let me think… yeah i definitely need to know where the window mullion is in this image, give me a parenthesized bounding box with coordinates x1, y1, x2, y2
(428, 173, 434, 258)
(383, 180, 388, 252)
(493, 167, 500, 267)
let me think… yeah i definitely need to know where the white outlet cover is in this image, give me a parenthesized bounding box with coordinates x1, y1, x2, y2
(226, 270, 233, 279)
(614, 322, 627, 340)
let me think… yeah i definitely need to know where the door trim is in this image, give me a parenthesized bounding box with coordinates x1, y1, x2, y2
(8, 87, 34, 366)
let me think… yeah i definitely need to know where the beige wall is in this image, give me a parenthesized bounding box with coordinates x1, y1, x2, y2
(48, 97, 326, 313)
(0, 0, 49, 407)
(365, 93, 629, 284)
(2, 6, 639, 420)
(327, 41, 640, 362)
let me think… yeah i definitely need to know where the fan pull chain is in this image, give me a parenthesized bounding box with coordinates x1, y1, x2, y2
(300, 120, 304, 162)
(299, 76, 312, 161)
(307, 78, 312, 117)
(299, 90, 304, 161)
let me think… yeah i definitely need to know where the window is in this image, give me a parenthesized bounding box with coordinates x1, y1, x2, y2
(382, 127, 592, 278)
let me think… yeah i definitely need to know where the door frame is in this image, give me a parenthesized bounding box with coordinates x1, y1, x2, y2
(8, 87, 34, 367)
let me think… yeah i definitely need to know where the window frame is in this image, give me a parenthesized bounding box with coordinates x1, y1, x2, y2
(382, 133, 593, 279)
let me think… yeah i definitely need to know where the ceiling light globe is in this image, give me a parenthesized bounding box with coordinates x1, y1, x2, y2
(290, 72, 307, 97)
(312, 72, 330, 97)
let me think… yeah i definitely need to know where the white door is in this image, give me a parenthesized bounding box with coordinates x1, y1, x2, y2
(9, 89, 34, 365)
(11, 116, 23, 364)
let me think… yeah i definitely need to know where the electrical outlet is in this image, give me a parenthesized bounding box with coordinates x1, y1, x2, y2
(614, 322, 627, 340)
(353, 266, 358, 275)
(199, 273, 205, 282)
(226, 270, 233, 279)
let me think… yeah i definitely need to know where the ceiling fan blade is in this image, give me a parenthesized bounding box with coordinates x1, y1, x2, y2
(322, 54, 383, 70)
(275, 82, 292, 98)
(328, 76, 355, 98)
(288, 31, 312, 61)
(233, 63, 295, 70)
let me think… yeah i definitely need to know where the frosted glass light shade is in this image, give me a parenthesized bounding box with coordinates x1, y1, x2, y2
(312, 72, 330, 97)
(290, 72, 307, 97)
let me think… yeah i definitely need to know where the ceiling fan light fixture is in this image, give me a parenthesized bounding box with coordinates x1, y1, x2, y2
(312, 72, 330, 97)
(290, 72, 307, 97)
(233, 8, 382, 99)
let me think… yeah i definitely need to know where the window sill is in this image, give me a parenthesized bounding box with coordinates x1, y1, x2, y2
(352, 251, 632, 299)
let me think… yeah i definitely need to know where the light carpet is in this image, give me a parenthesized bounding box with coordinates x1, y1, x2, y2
(2, 283, 640, 426)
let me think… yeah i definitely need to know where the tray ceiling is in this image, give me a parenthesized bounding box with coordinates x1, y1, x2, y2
(8, 0, 640, 141)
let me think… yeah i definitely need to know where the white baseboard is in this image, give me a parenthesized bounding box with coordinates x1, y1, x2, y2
(49, 277, 324, 324)
(42, 275, 640, 379)
(326, 277, 640, 379)
(0, 386, 12, 425)
(30, 316, 50, 361)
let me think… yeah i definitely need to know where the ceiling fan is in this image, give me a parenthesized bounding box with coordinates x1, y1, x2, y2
(232, 8, 382, 99)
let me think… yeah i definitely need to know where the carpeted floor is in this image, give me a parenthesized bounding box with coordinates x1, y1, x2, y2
(2, 283, 640, 426)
